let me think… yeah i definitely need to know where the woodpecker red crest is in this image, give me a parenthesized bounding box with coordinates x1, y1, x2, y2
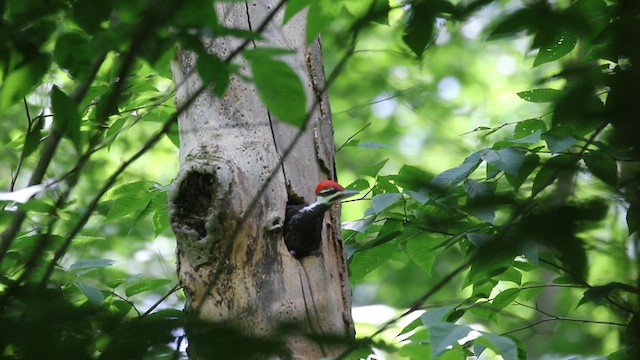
(284, 180, 358, 259)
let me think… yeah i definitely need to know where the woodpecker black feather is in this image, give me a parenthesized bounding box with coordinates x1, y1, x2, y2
(283, 181, 358, 259)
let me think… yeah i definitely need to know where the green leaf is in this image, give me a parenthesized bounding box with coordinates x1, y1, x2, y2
(371, 193, 402, 214)
(71, 0, 111, 34)
(69, 258, 116, 272)
(399, 342, 432, 360)
(402, 2, 435, 58)
(429, 322, 472, 357)
(283, 0, 310, 24)
(476, 332, 518, 360)
(54, 32, 95, 79)
(394, 164, 432, 190)
(406, 234, 439, 275)
(583, 151, 617, 187)
(531, 154, 574, 196)
(344, 0, 391, 25)
(463, 179, 494, 199)
(51, 86, 82, 150)
(307, 0, 340, 44)
(432, 150, 485, 188)
(576, 282, 635, 308)
(482, 148, 525, 176)
(492, 288, 520, 312)
(0, 56, 49, 112)
(497, 267, 523, 286)
(104, 181, 155, 199)
(506, 154, 539, 191)
(152, 193, 170, 237)
(106, 196, 151, 222)
(246, 51, 307, 127)
(488, 6, 540, 40)
(398, 317, 424, 337)
(570, 0, 609, 39)
(521, 282, 545, 301)
(421, 306, 458, 326)
(533, 30, 577, 67)
(348, 241, 395, 282)
(125, 278, 172, 297)
(514, 119, 547, 138)
(552, 83, 604, 136)
(542, 132, 576, 154)
(517, 88, 563, 103)
(21, 116, 45, 159)
(75, 283, 105, 306)
(404, 190, 429, 204)
(343, 216, 375, 233)
(196, 53, 231, 96)
(360, 158, 389, 177)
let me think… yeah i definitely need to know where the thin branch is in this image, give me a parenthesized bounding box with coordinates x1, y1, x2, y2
(336, 123, 371, 153)
(111, 290, 142, 317)
(500, 301, 628, 336)
(539, 258, 637, 315)
(142, 283, 182, 317)
(9, 98, 34, 192)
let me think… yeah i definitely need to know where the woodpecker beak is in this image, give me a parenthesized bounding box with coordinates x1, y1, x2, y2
(332, 189, 359, 202)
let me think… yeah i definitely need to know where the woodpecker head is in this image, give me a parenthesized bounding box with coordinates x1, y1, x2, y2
(314, 180, 359, 205)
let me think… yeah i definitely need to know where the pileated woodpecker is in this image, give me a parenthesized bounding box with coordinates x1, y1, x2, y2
(284, 180, 358, 259)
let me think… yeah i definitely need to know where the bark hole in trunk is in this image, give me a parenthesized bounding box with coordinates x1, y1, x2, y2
(174, 171, 216, 239)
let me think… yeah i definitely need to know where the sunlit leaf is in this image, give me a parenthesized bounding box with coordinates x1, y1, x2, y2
(283, 0, 310, 25)
(421, 306, 458, 326)
(429, 322, 472, 357)
(432, 150, 485, 188)
(343, 217, 375, 233)
(307, 0, 340, 44)
(533, 30, 577, 67)
(360, 158, 389, 177)
(476, 332, 518, 360)
(125, 278, 172, 297)
(492, 288, 520, 312)
(0, 56, 49, 112)
(517, 88, 562, 103)
(69, 258, 116, 272)
(514, 119, 547, 138)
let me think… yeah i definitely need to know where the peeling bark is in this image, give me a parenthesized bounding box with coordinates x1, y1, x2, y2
(168, 1, 354, 358)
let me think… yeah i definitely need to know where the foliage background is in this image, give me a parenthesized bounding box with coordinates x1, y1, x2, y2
(0, 0, 638, 359)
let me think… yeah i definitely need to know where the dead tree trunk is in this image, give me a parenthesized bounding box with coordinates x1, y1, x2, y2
(168, 2, 354, 358)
